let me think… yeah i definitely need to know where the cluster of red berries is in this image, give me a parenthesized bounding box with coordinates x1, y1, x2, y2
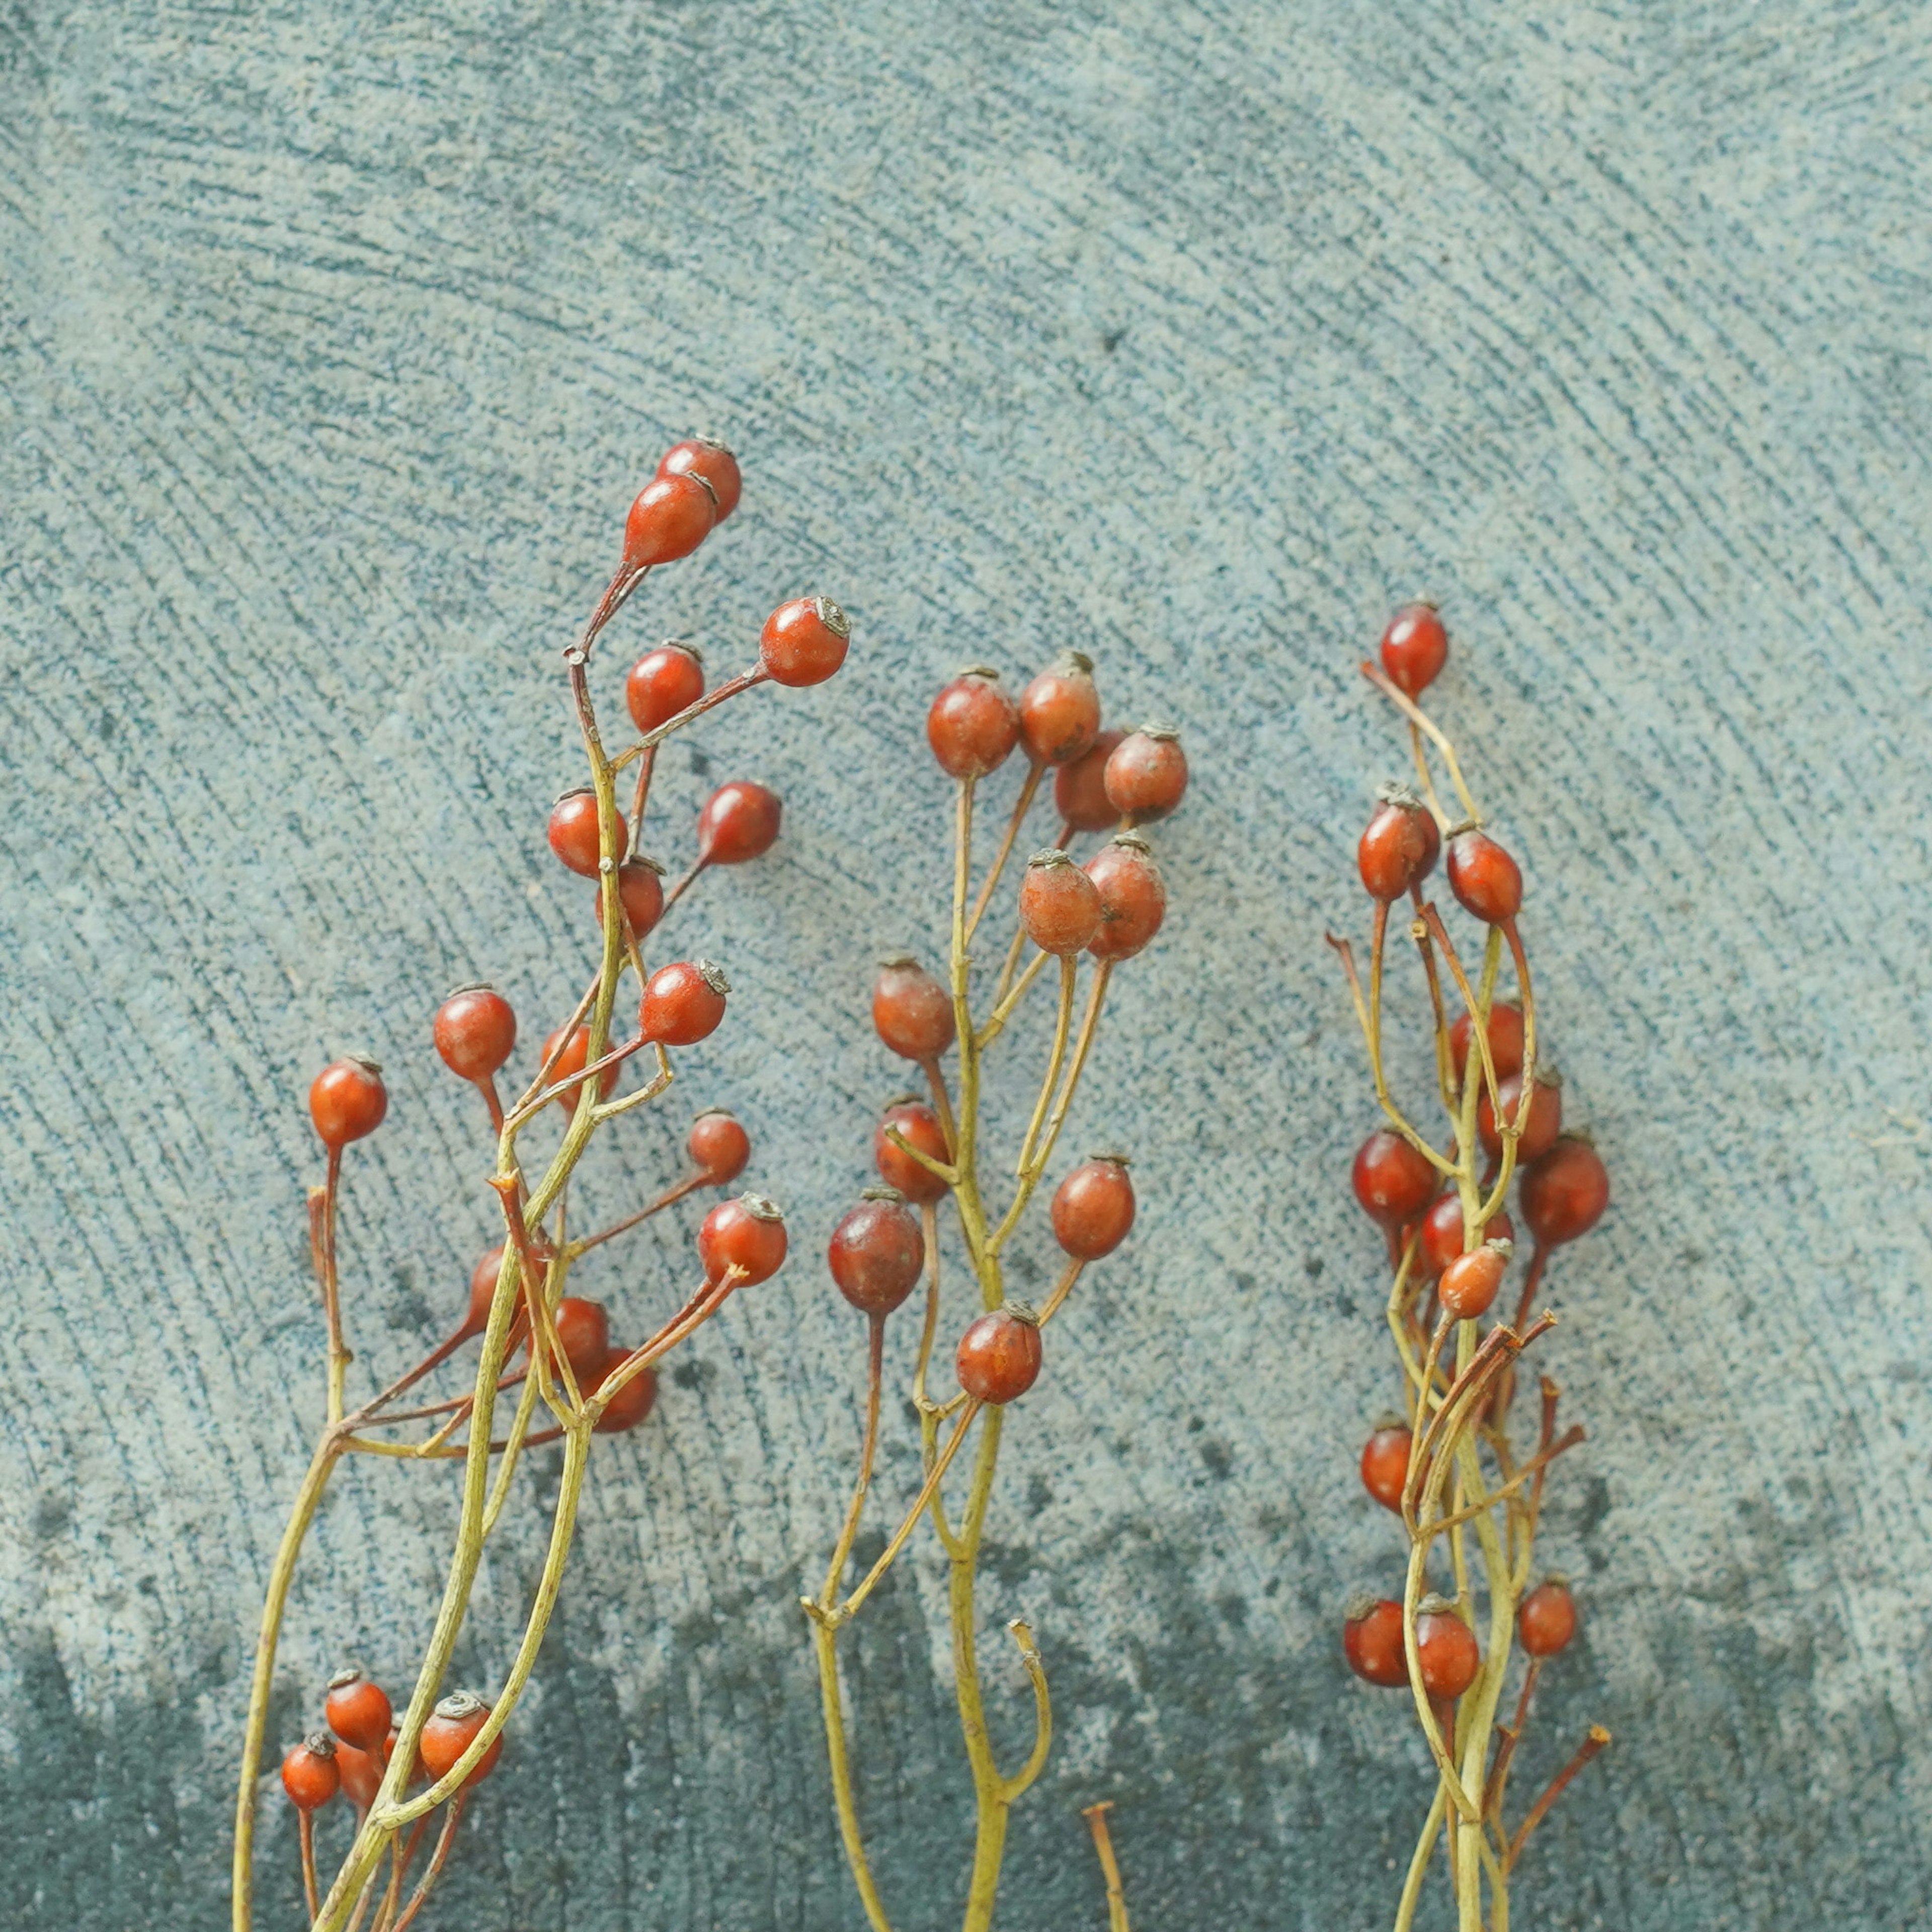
(280, 1670, 502, 1817)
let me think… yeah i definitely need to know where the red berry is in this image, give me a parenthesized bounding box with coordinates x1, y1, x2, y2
(1439, 1240, 1512, 1320)
(1518, 1577, 1578, 1657)
(335, 1738, 383, 1812)
(1350, 1129, 1436, 1229)
(697, 780, 782, 865)
(433, 986, 516, 1083)
(828, 1189, 926, 1317)
(547, 788, 625, 878)
(759, 596, 851, 687)
(874, 1098, 949, 1204)
(281, 1734, 340, 1810)
(698, 1193, 787, 1284)
(1448, 1002, 1526, 1083)
(325, 1671, 392, 1753)
(1017, 652, 1100, 766)
(1418, 1194, 1514, 1279)
(1415, 1595, 1480, 1699)
(1084, 834, 1166, 962)
(688, 1107, 750, 1183)
(927, 667, 1019, 779)
(1358, 1419, 1412, 1512)
(1050, 1152, 1135, 1260)
(1103, 725, 1188, 825)
(955, 1304, 1042, 1404)
(657, 437, 741, 522)
(309, 1057, 387, 1150)
(1019, 849, 1102, 954)
(1446, 829, 1523, 925)
(1342, 1595, 1407, 1687)
(1519, 1137, 1610, 1248)
(551, 1296, 611, 1382)
(1477, 1072, 1563, 1163)
(596, 858, 666, 942)
(1380, 603, 1448, 698)
(540, 1024, 620, 1111)
(639, 958, 730, 1046)
(622, 471, 714, 571)
(589, 1350, 657, 1433)
(465, 1244, 507, 1336)
(1357, 786, 1439, 902)
(1054, 728, 1125, 833)
(871, 955, 955, 1061)
(625, 640, 706, 734)
(419, 1692, 502, 1788)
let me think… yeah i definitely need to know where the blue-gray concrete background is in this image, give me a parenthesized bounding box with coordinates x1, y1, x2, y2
(4, 2, 1930, 1927)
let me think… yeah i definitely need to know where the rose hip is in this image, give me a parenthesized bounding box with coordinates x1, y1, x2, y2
(547, 788, 625, 877)
(433, 985, 517, 1083)
(1357, 785, 1439, 902)
(1380, 603, 1447, 698)
(759, 596, 851, 687)
(1054, 728, 1125, 832)
(1517, 1577, 1578, 1657)
(280, 1733, 340, 1810)
(639, 959, 730, 1046)
(927, 667, 1019, 779)
(325, 1670, 392, 1753)
(1446, 829, 1523, 925)
(1103, 725, 1188, 825)
(1018, 651, 1100, 766)
(696, 781, 782, 866)
(1019, 849, 1103, 954)
(828, 1189, 926, 1318)
(597, 858, 665, 941)
(1358, 1419, 1412, 1512)
(551, 1296, 611, 1382)
(1519, 1136, 1610, 1247)
(1084, 834, 1166, 961)
(418, 1691, 502, 1788)
(590, 1351, 657, 1433)
(873, 1098, 949, 1204)
(622, 471, 714, 572)
(1342, 1594, 1407, 1687)
(1418, 1193, 1514, 1279)
(955, 1304, 1042, 1404)
(1477, 1072, 1562, 1163)
(625, 640, 705, 735)
(688, 1107, 750, 1183)
(699, 1193, 788, 1284)
(1050, 1153, 1136, 1260)
(657, 436, 741, 521)
(309, 1057, 387, 1149)
(1449, 1002, 1526, 1083)
(1414, 1595, 1480, 1699)
(1439, 1239, 1512, 1320)
(1350, 1129, 1436, 1230)
(871, 955, 955, 1061)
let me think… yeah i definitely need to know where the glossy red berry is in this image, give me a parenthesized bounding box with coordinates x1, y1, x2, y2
(1449, 1002, 1526, 1084)
(688, 1107, 750, 1183)
(540, 1024, 620, 1111)
(828, 1189, 926, 1317)
(874, 1098, 950, 1204)
(590, 1350, 657, 1433)
(622, 471, 714, 571)
(625, 640, 706, 734)
(697, 780, 782, 866)
(1439, 1239, 1512, 1320)
(309, 1057, 387, 1150)
(1017, 651, 1100, 766)
(657, 437, 741, 522)
(955, 1304, 1042, 1404)
(281, 1734, 340, 1810)
(325, 1670, 392, 1753)
(1415, 1595, 1481, 1699)
(335, 1737, 384, 1812)
(1418, 1194, 1514, 1279)
(1350, 1129, 1437, 1230)
(547, 788, 625, 877)
(1446, 829, 1523, 924)
(551, 1297, 611, 1382)
(1054, 728, 1125, 833)
(1380, 603, 1448, 698)
(927, 667, 1019, 779)
(759, 596, 851, 687)
(1084, 834, 1166, 961)
(1519, 1137, 1611, 1247)
(433, 986, 516, 1083)
(419, 1692, 501, 1788)
(1357, 786, 1439, 902)
(1050, 1152, 1136, 1259)
(1518, 1577, 1579, 1657)
(1478, 1072, 1563, 1163)
(871, 955, 955, 1060)
(699, 1193, 787, 1284)
(639, 959, 730, 1046)
(1342, 1594, 1407, 1687)
(1103, 725, 1188, 825)
(1359, 1419, 1412, 1512)
(597, 858, 665, 941)
(1019, 849, 1103, 954)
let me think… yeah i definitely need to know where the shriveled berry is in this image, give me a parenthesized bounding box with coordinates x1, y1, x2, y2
(657, 437, 741, 521)
(1103, 725, 1188, 825)
(590, 1350, 657, 1433)
(1478, 1072, 1562, 1163)
(1054, 728, 1124, 832)
(759, 595, 850, 687)
(1017, 651, 1100, 766)
(640, 958, 730, 1046)
(688, 1107, 750, 1183)
(874, 1098, 949, 1204)
(1050, 1152, 1135, 1260)
(1419, 1194, 1514, 1279)
(1019, 848, 1102, 954)
(1342, 1594, 1407, 1687)
(281, 1733, 340, 1810)
(697, 780, 782, 865)
(1446, 829, 1523, 925)
(547, 788, 625, 878)
(325, 1670, 392, 1753)
(1415, 1595, 1480, 1699)
(309, 1057, 387, 1150)
(1518, 1577, 1578, 1657)
(828, 1189, 925, 1317)
(699, 1193, 787, 1284)
(597, 857, 665, 941)
(419, 1692, 501, 1788)
(1449, 1002, 1526, 1083)
(1359, 1419, 1412, 1512)
(927, 667, 1019, 779)
(1350, 1129, 1437, 1230)
(1084, 834, 1166, 961)
(551, 1297, 610, 1382)
(1519, 1136, 1610, 1247)
(871, 955, 955, 1060)
(1439, 1239, 1512, 1320)
(1357, 785, 1439, 902)
(1380, 603, 1447, 698)
(623, 471, 714, 572)
(434, 986, 517, 1083)
(626, 640, 705, 735)
(955, 1304, 1042, 1404)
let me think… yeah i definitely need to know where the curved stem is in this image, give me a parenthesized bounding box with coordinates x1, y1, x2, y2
(1083, 1803, 1131, 1932)
(998, 1618, 1052, 1800)
(820, 1318, 887, 1606)
(812, 1618, 897, 1932)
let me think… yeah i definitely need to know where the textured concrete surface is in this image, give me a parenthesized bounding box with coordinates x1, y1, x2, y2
(4, 2, 1930, 1927)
